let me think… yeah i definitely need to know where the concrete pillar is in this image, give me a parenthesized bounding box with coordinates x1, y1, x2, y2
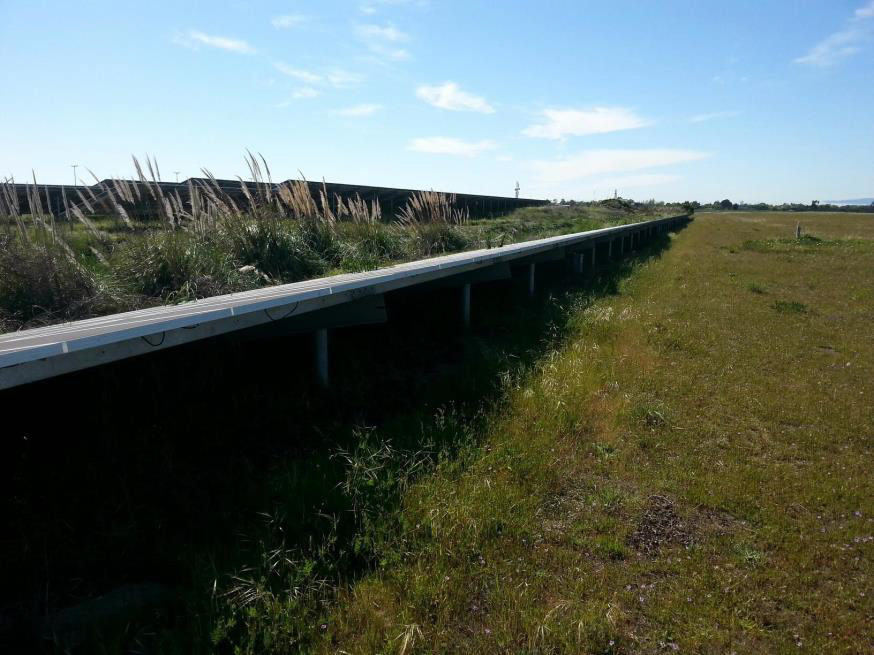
(590, 245, 597, 270)
(462, 283, 471, 327)
(528, 262, 536, 297)
(608, 239, 613, 260)
(315, 328, 329, 388)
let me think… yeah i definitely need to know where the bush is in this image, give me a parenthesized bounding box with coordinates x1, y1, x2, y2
(219, 217, 327, 282)
(0, 233, 115, 330)
(336, 222, 407, 271)
(408, 222, 469, 257)
(113, 230, 247, 302)
(298, 218, 342, 268)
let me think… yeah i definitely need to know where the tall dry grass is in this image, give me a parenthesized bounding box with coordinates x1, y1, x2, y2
(0, 155, 473, 330)
(396, 190, 470, 256)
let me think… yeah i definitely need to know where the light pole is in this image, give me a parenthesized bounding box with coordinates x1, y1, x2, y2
(71, 164, 78, 186)
(174, 171, 180, 183)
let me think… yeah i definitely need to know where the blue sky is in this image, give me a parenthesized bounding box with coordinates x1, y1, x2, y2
(2, 0, 873, 203)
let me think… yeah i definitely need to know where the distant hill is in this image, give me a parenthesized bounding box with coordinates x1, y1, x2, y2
(823, 198, 874, 206)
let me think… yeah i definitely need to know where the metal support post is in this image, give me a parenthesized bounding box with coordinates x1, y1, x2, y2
(315, 328, 329, 388)
(528, 263, 536, 297)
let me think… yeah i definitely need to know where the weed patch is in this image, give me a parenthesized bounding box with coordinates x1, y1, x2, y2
(773, 300, 807, 314)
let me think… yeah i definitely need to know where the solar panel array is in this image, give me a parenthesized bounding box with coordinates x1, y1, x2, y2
(6, 179, 548, 220)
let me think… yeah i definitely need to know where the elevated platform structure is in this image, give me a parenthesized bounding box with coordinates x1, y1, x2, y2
(0, 215, 690, 390)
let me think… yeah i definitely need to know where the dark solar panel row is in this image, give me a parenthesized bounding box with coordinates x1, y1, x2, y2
(6, 179, 548, 219)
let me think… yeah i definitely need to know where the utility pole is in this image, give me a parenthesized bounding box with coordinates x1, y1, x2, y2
(174, 171, 180, 183)
(71, 164, 78, 186)
(514, 181, 520, 199)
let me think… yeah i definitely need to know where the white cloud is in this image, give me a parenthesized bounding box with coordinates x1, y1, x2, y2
(595, 174, 681, 189)
(530, 149, 710, 183)
(271, 14, 309, 29)
(292, 87, 321, 99)
(689, 110, 741, 123)
(795, 2, 874, 67)
(856, 1, 874, 19)
(408, 137, 497, 157)
(173, 30, 255, 54)
(360, 0, 427, 14)
(273, 63, 322, 84)
(416, 82, 494, 113)
(794, 28, 868, 66)
(274, 64, 364, 88)
(355, 24, 411, 60)
(327, 69, 364, 88)
(522, 107, 649, 140)
(333, 103, 382, 116)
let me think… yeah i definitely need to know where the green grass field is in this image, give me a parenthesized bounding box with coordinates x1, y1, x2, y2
(309, 211, 873, 653)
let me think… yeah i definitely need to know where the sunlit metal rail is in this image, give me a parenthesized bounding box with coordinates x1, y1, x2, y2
(0, 215, 689, 390)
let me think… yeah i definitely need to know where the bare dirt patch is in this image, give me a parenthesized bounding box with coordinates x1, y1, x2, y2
(627, 495, 693, 555)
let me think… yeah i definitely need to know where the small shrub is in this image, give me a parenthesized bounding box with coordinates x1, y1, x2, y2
(341, 222, 405, 260)
(629, 399, 670, 429)
(0, 233, 115, 329)
(337, 222, 407, 271)
(219, 217, 326, 281)
(747, 282, 767, 294)
(773, 300, 807, 314)
(591, 535, 628, 560)
(298, 218, 342, 267)
(113, 230, 246, 302)
(408, 222, 469, 257)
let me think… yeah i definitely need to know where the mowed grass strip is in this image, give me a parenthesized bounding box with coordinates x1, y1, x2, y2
(318, 212, 874, 654)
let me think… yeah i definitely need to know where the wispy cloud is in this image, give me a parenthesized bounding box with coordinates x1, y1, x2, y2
(522, 107, 649, 140)
(689, 110, 741, 123)
(594, 173, 681, 189)
(326, 69, 364, 88)
(292, 87, 320, 100)
(795, 2, 874, 67)
(355, 24, 411, 60)
(173, 30, 255, 54)
(416, 82, 494, 113)
(857, 0, 874, 19)
(530, 149, 710, 183)
(408, 137, 497, 157)
(273, 63, 322, 84)
(360, 0, 427, 14)
(273, 63, 364, 88)
(274, 88, 321, 107)
(333, 103, 383, 116)
(271, 14, 309, 29)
